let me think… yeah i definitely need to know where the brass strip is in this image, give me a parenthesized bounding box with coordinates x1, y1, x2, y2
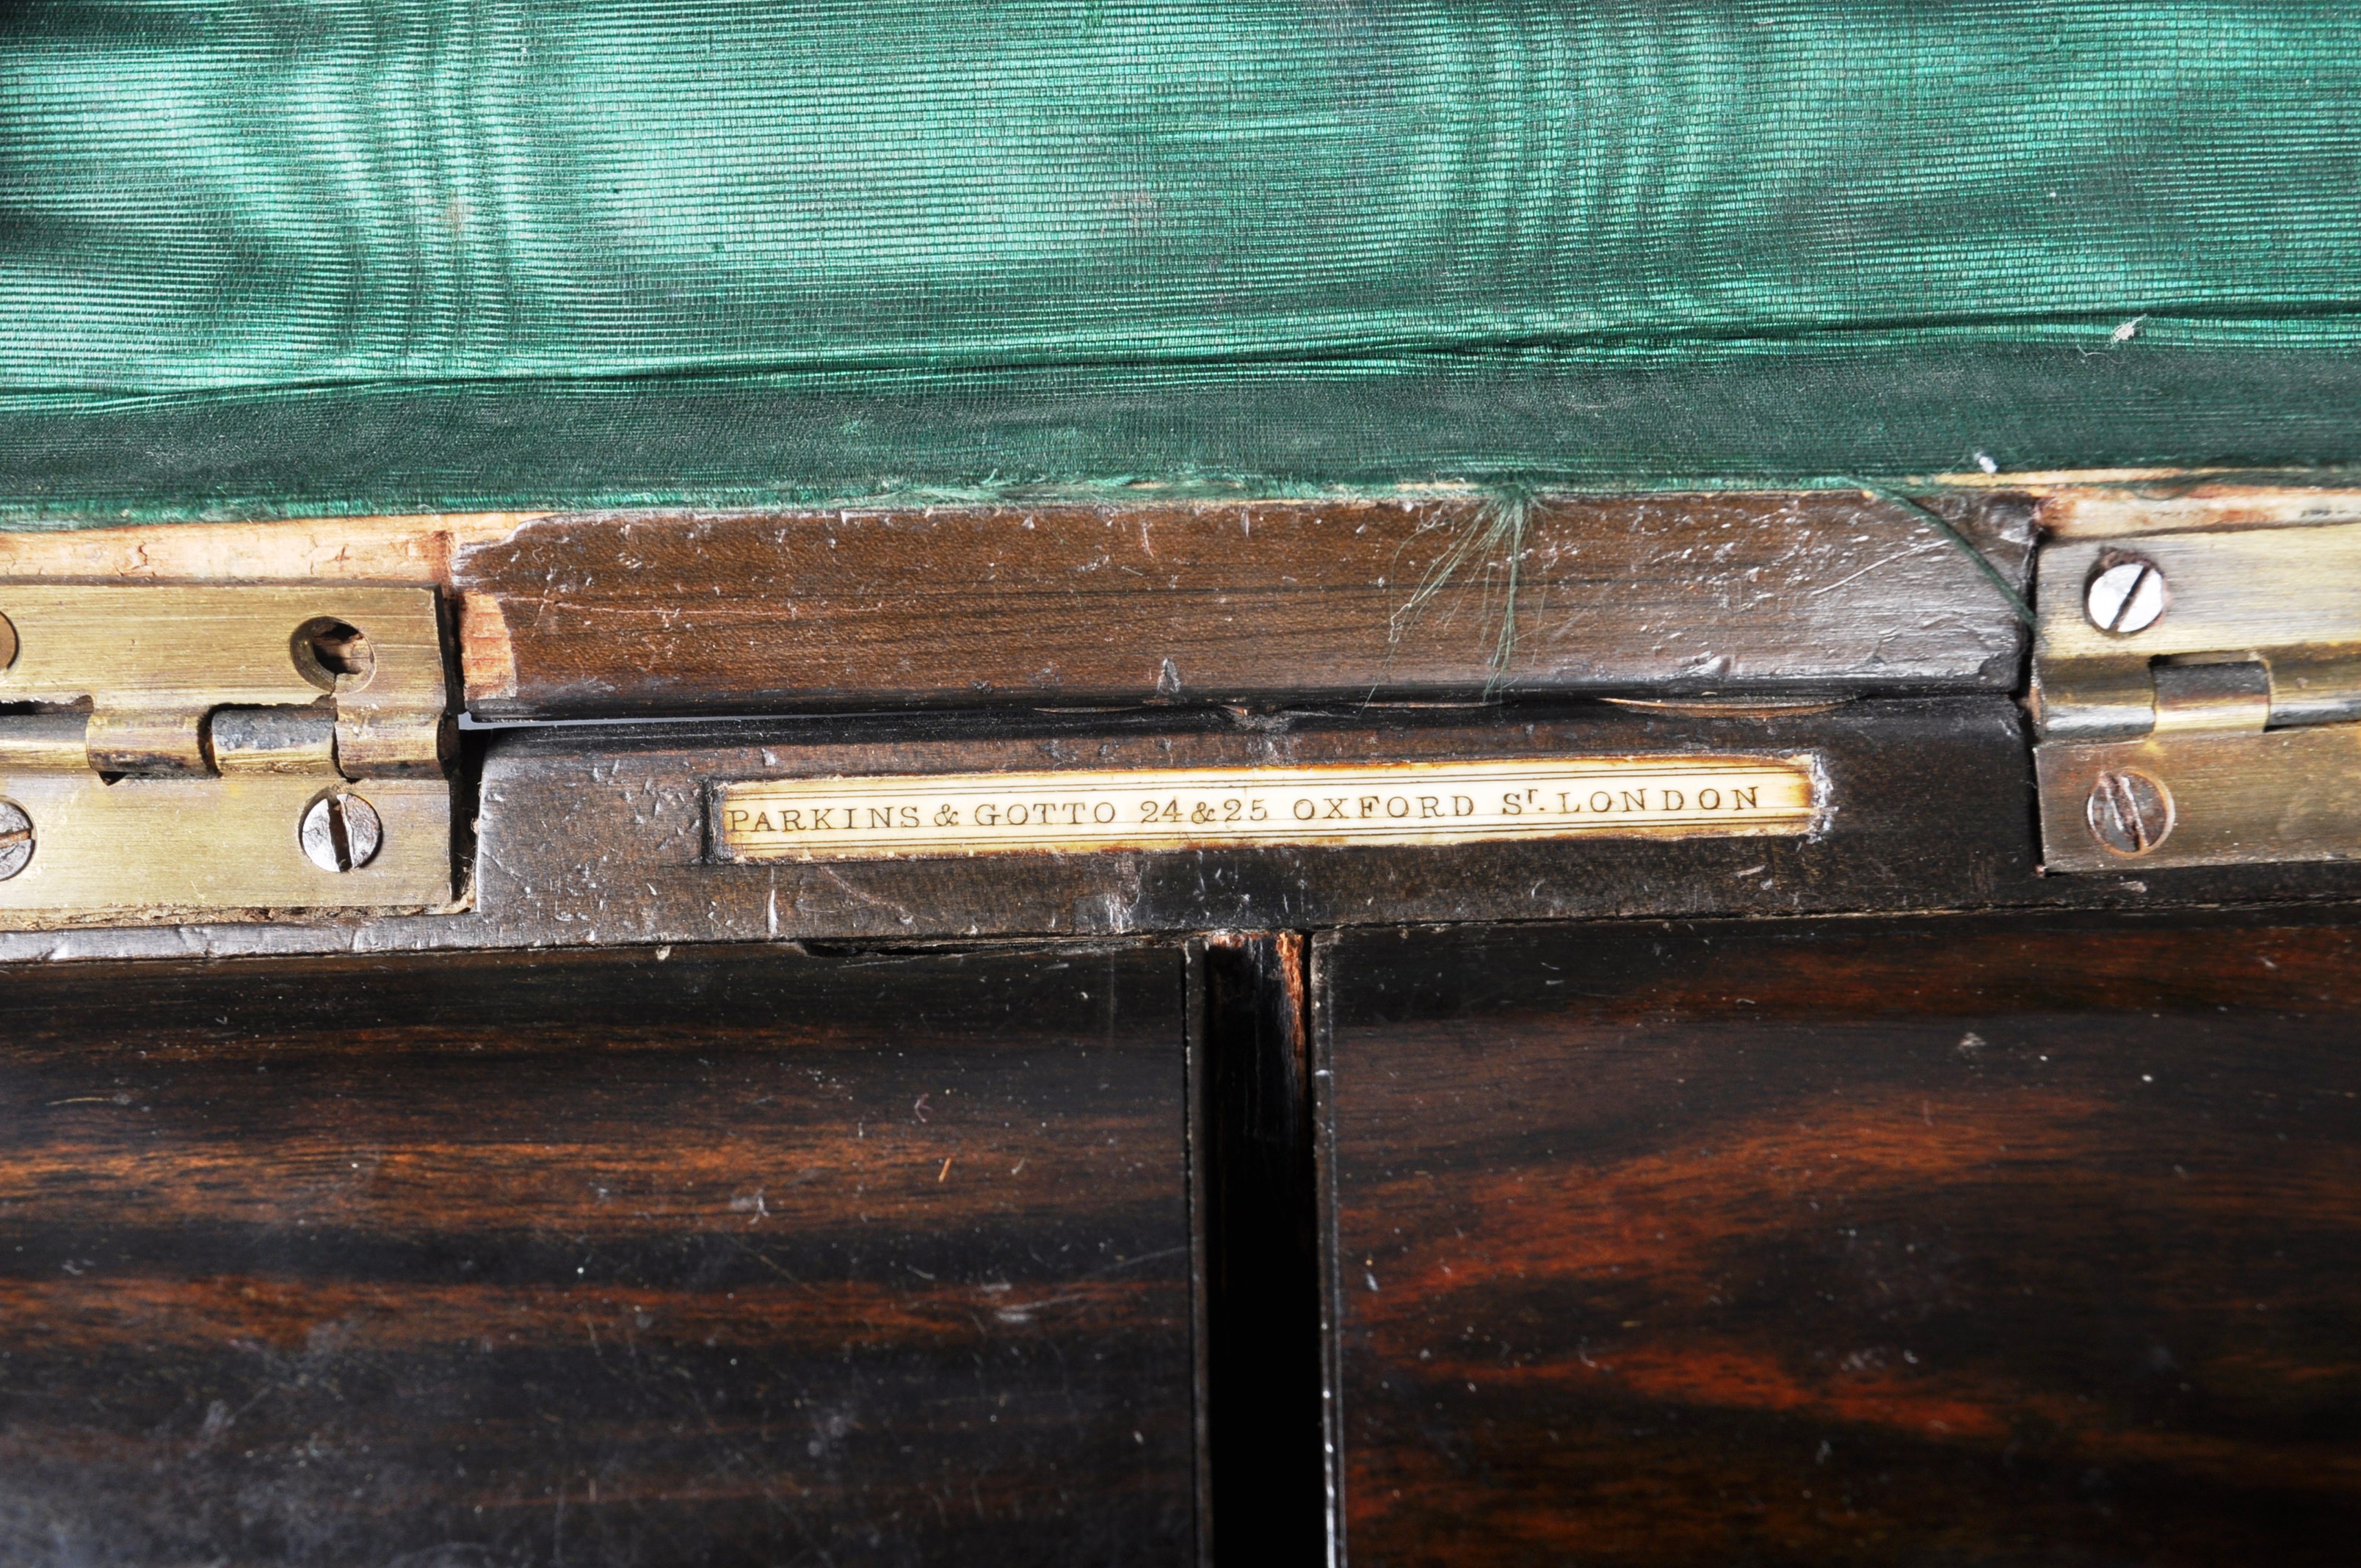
(0, 583, 449, 775)
(2036, 523, 2361, 672)
(0, 773, 451, 918)
(714, 755, 1820, 863)
(2037, 727, 2361, 872)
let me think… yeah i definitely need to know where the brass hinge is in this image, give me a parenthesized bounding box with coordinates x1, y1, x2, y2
(2031, 520, 2361, 871)
(0, 585, 456, 920)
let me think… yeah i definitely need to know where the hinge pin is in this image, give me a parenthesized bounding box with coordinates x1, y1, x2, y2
(300, 792, 383, 874)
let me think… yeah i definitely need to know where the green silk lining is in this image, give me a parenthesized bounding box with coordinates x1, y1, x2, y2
(4, 1, 2359, 521)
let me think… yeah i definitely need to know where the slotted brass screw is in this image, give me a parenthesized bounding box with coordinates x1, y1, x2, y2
(2086, 769, 2172, 855)
(2086, 559, 2166, 634)
(0, 801, 32, 880)
(300, 792, 383, 873)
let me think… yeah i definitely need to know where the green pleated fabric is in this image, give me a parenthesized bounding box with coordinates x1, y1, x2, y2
(4, 1, 2359, 523)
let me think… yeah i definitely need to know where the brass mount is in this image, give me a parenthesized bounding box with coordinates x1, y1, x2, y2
(2032, 519, 2361, 871)
(0, 584, 456, 921)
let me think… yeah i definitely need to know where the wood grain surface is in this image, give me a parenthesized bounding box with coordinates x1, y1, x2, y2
(0, 697, 2037, 959)
(0, 943, 1197, 1566)
(450, 493, 2031, 716)
(1321, 912, 2361, 1566)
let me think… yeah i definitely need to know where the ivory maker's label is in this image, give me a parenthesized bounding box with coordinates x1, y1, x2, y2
(714, 756, 1818, 861)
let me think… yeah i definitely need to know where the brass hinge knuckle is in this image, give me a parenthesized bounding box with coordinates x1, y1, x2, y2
(0, 584, 457, 921)
(2031, 520, 2361, 871)
(2, 703, 447, 780)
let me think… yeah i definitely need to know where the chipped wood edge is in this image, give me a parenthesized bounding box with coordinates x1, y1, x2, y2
(457, 592, 519, 703)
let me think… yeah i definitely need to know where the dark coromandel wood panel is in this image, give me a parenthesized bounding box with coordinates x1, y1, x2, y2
(1321, 913, 2361, 1567)
(0, 943, 1195, 1567)
(451, 493, 2029, 718)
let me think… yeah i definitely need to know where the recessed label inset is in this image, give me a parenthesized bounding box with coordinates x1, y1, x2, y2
(713, 755, 1819, 862)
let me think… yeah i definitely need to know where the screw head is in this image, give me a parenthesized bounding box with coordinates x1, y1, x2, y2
(300, 791, 383, 873)
(0, 610, 16, 672)
(2087, 769, 2174, 856)
(2086, 559, 2166, 634)
(0, 801, 32, 880)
